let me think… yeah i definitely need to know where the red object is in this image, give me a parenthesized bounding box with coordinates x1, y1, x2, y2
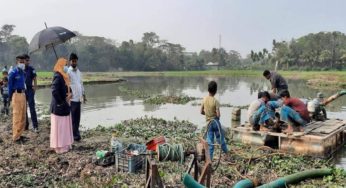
(146, 136, 166, 151)
(283, 98, 310, 121)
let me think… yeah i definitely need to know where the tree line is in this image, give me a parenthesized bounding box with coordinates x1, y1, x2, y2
(1, 24, 345, 71)
(0, 24, 242, 71)
(250, 31, 346, 71)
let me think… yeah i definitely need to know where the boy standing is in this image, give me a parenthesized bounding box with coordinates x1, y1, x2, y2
(200, 81, 228, 159)
(1, 77, 9, 115)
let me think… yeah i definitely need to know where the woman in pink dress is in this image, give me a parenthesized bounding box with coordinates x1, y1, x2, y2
(50, 58, 74, 153)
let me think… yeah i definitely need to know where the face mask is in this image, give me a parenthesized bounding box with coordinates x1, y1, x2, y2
(63, 66, 69, 73)
(18, 63, 25, 70)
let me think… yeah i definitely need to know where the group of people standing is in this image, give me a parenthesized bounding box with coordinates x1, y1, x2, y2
(3, 53, 86, 154)
(247, 70, 310, 133)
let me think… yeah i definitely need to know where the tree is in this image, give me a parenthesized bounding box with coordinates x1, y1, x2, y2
(142, 32, 159, 47)
(227, 50, 241, 68)
(0, 24, 15, 42)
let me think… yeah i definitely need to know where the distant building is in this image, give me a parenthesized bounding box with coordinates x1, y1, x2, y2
(206, 62, 219, 70)
(183, 52, 196, 56)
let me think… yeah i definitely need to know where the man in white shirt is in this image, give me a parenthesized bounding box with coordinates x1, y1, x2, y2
(68, 53, 86, 141)
(247, 91, 270, 130)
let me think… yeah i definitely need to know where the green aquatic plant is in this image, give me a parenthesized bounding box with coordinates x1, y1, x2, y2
(144, 95, 198, 105)
(191, 102, 249, 109)
(118, 86, 151, 99)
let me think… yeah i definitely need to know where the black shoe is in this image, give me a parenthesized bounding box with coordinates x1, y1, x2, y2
(14, 136, 27, 143)
(74, 138, 81, 142)
(14, 138, 23, 144)
(20, 136, 29, 142)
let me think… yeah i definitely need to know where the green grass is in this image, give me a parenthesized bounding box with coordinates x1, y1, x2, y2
(36, 70, 346, 89)
(36, 71, 53, 78)
(37, 70, 346, 79)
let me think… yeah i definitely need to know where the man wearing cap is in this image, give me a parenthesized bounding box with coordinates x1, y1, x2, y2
(23, 54, 39, 132)
(308, 92, 327, 120)
(67, 53, 86, 141)
(8, 55, 27, 142)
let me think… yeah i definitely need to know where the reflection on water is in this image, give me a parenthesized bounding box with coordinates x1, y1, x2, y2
(35, 76, 346, 168)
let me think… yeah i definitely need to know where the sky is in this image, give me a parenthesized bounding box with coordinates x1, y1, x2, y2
(1, 0, 346, 57)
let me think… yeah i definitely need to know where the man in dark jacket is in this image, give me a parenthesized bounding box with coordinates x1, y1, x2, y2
(263, 70, 288, 95)
(23, 54, 39, 132)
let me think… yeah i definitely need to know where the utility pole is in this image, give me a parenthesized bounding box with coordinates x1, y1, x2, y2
(219, 34, 222, 49)
(218, 34, 222, 70)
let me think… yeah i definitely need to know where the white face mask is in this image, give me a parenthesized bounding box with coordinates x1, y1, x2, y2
(18, 63, 25, 70)
(63, 66, 69, 73)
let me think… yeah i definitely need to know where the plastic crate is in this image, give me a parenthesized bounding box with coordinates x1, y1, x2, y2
(115, 144, 146, 173)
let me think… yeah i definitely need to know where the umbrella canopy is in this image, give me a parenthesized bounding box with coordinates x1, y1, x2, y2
(28, 26, 76, 56)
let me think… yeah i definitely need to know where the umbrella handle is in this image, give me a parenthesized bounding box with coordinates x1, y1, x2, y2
(45, 22, 58, 60)
(52, 44, 58, 60)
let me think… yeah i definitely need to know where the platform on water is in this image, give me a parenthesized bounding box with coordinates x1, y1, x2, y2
(231, 119, 346, 158)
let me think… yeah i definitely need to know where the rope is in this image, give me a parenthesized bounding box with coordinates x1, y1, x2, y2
(157, 143, 185, 164)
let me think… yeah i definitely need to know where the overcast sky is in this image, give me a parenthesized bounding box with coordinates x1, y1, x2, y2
(1, 0, 346, 57)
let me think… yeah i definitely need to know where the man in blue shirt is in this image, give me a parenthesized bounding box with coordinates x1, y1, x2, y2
(8, 55, 27, 142)
(23, 54, 38, 132)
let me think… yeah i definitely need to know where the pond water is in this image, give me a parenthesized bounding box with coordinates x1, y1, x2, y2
(35, 76, 346, 168)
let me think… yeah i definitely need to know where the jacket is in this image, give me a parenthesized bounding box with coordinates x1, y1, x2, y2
(50, 72, 70, 116)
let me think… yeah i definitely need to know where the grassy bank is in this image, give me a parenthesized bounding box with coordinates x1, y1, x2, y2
(37, 70, 346, 89)
(36, 72, 125, 87)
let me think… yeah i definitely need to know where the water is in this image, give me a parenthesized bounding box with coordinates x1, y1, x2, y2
(35, 76, 346, 168)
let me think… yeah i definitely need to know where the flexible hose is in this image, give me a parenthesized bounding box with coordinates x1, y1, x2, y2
(339, 90, 346, 96)
(233, 179, 254, 188)
(258, 168, 333, 188)
(234, 168, 335, 188)
(182, 173, 206, 188)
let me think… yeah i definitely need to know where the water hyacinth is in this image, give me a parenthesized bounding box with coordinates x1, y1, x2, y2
(110, 116, 199, 148)
(118, 86, 151, 99)
(144, 95, 199, 105)
(191, 102, 249, 109)
(117, 86, 199, 105)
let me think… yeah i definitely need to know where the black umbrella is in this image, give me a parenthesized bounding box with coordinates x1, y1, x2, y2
(29, 23, 76, 59)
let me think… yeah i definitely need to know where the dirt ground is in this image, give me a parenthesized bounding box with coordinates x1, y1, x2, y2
(0, 116, 345, 188)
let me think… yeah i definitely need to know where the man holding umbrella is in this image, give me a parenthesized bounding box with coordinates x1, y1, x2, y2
(23, 54, 39, 132)
(68, 53, 86, 141)
(8, 55, 27, 142)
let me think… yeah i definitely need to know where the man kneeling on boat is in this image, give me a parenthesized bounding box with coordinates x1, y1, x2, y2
(279, 90, 310, 133)
(251, 91, 282, 131)
(248, 91, 266, 130)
